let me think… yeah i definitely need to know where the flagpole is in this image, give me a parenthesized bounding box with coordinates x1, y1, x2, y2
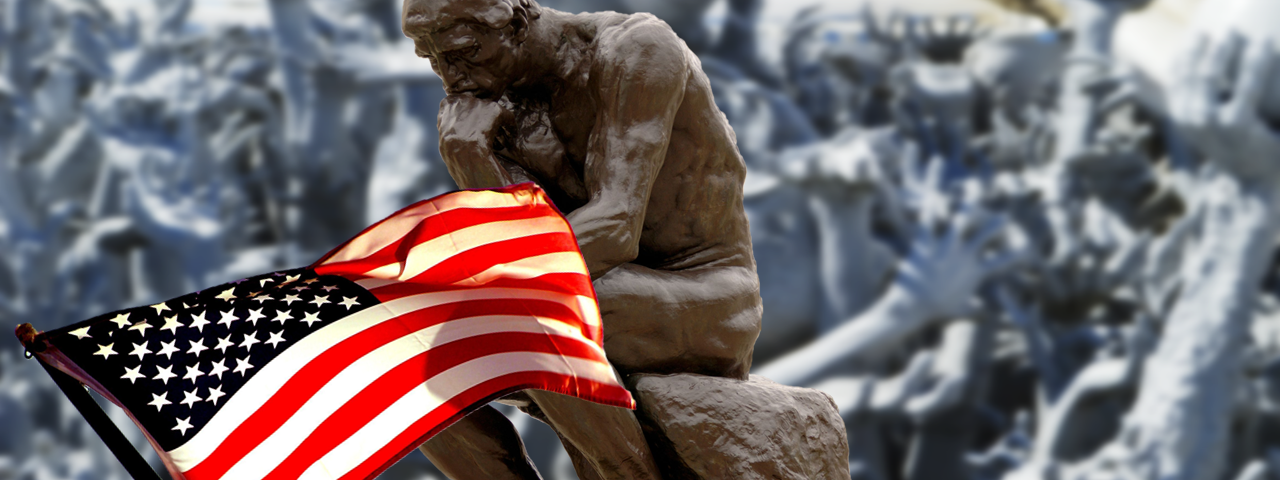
(16, 324, 164, 480)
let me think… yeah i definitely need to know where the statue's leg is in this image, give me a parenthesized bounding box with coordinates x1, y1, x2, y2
(524, 389, 658, 480)
(524, 262, 763, 480)
(417, 404, 543, 480)
(593, 263, 763, 380)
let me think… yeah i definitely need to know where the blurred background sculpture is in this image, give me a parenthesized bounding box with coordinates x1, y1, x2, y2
(4, 0, 1280, 479)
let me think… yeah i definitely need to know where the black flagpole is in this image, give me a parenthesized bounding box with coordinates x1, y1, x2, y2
(17, 324, 164, 480)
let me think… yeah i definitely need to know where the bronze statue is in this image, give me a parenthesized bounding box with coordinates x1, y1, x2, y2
(401, 0, 763, 477)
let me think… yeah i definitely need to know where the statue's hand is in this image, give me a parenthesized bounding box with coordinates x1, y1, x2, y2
(1171, 34, 1280, 185)
(438, 94, 514, 158)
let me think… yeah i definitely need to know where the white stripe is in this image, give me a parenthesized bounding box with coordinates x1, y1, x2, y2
(299, 353, 620, 480)
(319, 189, 543, 265)
(362, 216, 569, 280)
(218, 316, 604, 480)
(452, 251, 589, 286)
(353, 278, 398, 290)
(167, 288, 599, 470)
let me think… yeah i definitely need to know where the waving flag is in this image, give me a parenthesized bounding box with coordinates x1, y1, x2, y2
(19, 183, 632, 480)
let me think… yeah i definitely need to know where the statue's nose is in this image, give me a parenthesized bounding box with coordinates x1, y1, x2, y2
(440, 65, 479, 95)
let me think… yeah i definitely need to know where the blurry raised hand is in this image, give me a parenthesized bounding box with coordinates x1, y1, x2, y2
(901, 14, 988, 63)
(1170, 34, 1280, 185)
(894, 204, 1031, 323)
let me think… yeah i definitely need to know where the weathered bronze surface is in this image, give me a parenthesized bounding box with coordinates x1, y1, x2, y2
(402, 0, 769, 478)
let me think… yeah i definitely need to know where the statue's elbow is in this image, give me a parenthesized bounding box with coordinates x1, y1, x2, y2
(604, 237, 641, 270)
(585, 235, 640, 279)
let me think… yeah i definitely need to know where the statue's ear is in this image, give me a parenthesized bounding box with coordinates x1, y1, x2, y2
(509, 4, 530, 43)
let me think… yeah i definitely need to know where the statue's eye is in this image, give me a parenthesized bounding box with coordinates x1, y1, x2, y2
(452, 45, 480, 60)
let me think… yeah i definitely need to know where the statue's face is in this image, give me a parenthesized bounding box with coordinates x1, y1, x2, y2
(404, 12, 521, 97)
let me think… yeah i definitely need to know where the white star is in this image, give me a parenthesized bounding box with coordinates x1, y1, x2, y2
(301, 311, 322, 327)
(68, 326, 92, 339)
(239, 331, 261, 352)
(182, 302, 196, 310)
(205, 386, 226, 405)
(209, 358, 229, 380)
(303, 278, 320, 285)
(180, 389, 202, 409)
(173, 417, 194, 436)
(160, 316, 183, 334)
(246, 308, 267, 325)
(148, 392, 171, 411)
(93, 343, 116, 359)
(186, 339, 209, 356)
(214, 335, 234, 354)
(272, 309, 294, 324)
(259, 278, 275, 288)
(157, 340, 180, 359)
(129, 341, 152, 361)
(321, 285, 339, 292)
(233, 356, 254, 376)
(189, 311, 210, 332)
(182, 362, 205, 383)
(153, 365, 177, 385)
(292, 285, 309, 292)
(150, 302, 171, 315)
(109, 313, 131, 329)
(218, 310, 239, 328)
(121, 365, 146, 384)
(252, 295, 274, 304)
(127, 320, 153, 336)
(265, 331, 286, 348)
(338, 297, 360, 310)
(284, 274, 301, 285)
(281, 294, 301, 305)
(215, 288, 237, 301)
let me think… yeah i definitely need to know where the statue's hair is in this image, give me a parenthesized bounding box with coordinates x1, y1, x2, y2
(404, 0, 541, 32)
(515, 0, 542, 21)
(488, 0, 541, 30)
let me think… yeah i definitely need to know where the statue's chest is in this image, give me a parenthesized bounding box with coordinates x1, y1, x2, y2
(506, 99, 595, 205)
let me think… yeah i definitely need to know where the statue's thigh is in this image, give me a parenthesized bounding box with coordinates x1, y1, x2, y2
(593, 263, 762, 379)
(417, 404, 541, 480)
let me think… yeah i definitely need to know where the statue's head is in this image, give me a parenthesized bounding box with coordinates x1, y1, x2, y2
(402, 0, 542, 97)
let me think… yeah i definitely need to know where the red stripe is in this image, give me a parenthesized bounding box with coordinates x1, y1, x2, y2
(181, 298, 593, 480)
(311, 183, 557, 268)
(400, 232, 581, 285)
(314, 204, 561, 276)
(338, 371, 634, 480)
(367, 273, 594, 303)
(261, 333, 609, 479)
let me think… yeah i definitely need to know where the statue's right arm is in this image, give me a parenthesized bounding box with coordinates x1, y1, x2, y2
(437, 94, 527, 189)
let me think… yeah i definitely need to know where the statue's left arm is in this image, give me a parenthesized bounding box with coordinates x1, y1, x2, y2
(568, 20, 689, 279)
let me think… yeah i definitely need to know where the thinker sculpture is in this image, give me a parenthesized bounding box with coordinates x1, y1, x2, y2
(400, 0, 766, 478)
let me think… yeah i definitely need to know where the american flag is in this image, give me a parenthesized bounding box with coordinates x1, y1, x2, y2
(24, 183, 633, 480)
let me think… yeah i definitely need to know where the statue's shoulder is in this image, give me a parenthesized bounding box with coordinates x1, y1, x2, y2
(579, 11, 689, 77)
